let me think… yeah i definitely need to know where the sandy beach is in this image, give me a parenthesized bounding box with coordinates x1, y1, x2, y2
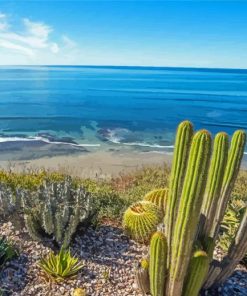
(0, 150, 172, 178)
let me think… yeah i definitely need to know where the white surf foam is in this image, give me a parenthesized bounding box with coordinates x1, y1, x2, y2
(0, 136, 101, 148)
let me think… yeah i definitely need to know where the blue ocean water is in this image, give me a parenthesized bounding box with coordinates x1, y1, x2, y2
(0, 65, 247, 159)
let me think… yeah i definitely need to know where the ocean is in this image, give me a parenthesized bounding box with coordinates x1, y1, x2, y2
(0, 65, 247, 160)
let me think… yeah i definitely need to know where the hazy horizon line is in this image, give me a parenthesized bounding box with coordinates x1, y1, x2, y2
(0, 64, 247, 72)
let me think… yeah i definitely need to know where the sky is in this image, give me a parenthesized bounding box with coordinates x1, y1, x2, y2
(0, 1, 247, 68)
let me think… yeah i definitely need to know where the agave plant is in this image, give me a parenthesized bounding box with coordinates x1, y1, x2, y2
(38, 248, 84, 281)
(0, 236, 17, 269)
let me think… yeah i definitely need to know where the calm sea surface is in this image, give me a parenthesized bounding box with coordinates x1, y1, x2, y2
(0, 66, 247, 159)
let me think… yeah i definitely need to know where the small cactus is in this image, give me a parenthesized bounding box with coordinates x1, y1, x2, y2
(123, 201, 162, 242)
(149, 232, 167, 296)
(73, 288, 86, 296)
(183, 250, 209, 296)
(144, 188, 169, 213)
(135, 258, 150, 295)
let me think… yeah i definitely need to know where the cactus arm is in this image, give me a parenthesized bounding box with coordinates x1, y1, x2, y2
(24, 213, 43, 241)
(200, 132, 229, 238)
(149, 231, 167, 296)
(203, 259, 222, 290)
(168, 130, 211, 296)
(214, 206, 247, 284)
(165, 121, 193, 265)
(211, 130, 246, 240)
(135, 258, 150, 295)
(183, 250, 210, 296)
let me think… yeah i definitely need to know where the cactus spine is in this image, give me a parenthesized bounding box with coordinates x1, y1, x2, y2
(144, 188, 169, 213)
(211, 130, 246, 240)
(200, 132, 229, 238)
(168, 130, 211, 296)
(165, 121, 193, 265)
(149, 232, 167, 296)
(183, 250, 209, 296)
(123, 201, 162, 243)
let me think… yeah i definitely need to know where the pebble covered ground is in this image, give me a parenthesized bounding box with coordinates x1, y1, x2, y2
(0, 222, 246, 296)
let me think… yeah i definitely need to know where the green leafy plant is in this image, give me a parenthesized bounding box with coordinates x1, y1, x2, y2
(38, 248, 83, 281)
(218, 198, 246, 251)
(0, 236, 17, 269)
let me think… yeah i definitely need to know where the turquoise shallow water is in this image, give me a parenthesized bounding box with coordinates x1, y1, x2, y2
(0, 65, 247, 160)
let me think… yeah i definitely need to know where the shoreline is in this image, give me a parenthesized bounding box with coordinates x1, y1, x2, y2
(0, 150, 246, 179)
(0, 150, 172, 179)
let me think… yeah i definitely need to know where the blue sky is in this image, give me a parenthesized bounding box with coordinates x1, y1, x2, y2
(0, 1, 247, 68)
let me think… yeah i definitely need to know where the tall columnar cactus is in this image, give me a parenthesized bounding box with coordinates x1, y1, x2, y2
(123, 201, 162, 243)
(149, 232, 167, 296)
(124, 121, 246, 296)
(144, 188, 169, 213)
(135, 258, 150, 295)
(210, 130, 246, 240)
(200, 132, 229, 238)
(183, 250, 210, 296)
(165, 121, 193, 265)
(168, 130, 211, 296)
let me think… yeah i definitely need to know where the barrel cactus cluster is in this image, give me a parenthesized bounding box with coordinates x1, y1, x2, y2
(144, 188, 169, 214)
(125, 120, 247, 296)
(122, 200, 162, 242)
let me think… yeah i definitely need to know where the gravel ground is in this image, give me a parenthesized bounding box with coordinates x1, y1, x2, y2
(0, 222, 246, 296)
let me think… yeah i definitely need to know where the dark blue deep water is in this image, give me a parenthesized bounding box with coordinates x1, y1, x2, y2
(0, 66, 247, 159)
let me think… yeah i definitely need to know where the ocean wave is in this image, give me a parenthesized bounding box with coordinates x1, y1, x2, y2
(121, 142, 174, 149)
(140, 151, 171, 155)
(101, 128, 174, 149)
(89, 87, 247, 97)
(0, 136, 100, 148)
